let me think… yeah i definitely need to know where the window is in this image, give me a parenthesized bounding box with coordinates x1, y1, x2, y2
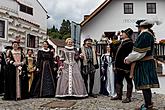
(35, 36, 39, 48)
(0, 20, 5, 38)
(59, 50, 62, 56)
(20, 4, 33, 15)
(147, 3, 156, 14)
(124, 3, 133, 14)
(27, 34, 36, 48)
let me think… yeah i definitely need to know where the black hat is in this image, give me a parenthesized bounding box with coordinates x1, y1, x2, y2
(121, 28, 133, 38)
(84, 38, 93, 44)
(135, 19, 153, 28)
(5, 46, 13, 50)
(136, 20, 146, 27)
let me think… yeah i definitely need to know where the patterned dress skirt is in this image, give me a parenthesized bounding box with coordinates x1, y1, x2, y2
(134, 59, 159, 90)
(56, 62, 88, 97)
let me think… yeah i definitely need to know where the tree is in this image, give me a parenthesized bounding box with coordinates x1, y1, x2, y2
(49, 32, 62, 39)
(59, 19, 71, 38)
(47, 19, 71, 40)
(47, 25, 61, 39)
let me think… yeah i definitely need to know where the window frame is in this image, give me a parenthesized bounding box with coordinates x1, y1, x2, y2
(147, 3, 156, 14)
(20, 3, 33, 15)
(0, 19, 7, 40)
(124, 3, 134, 14)
(27, 34, 36, 48)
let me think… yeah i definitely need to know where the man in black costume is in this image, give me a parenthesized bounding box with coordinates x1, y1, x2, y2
(111, 28, 134, 103)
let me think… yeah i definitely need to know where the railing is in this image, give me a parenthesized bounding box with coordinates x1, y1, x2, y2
(154, 43, 165, 61)
(154, 43, 165, 75)
(96, 42, 165, 75)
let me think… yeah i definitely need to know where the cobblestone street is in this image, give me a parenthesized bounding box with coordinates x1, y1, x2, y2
(0, 93, 165, 110)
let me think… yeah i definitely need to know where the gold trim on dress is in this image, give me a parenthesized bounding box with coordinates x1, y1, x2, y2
(136, 84, 160, 90)
(133, 47, 151, 53)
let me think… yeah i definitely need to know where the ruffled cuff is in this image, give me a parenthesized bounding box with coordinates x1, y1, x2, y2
(10, 60, 14, 64)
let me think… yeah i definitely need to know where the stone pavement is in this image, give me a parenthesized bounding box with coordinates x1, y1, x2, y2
(0, 93, 165, 110)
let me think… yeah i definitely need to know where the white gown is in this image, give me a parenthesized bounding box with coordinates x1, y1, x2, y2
(101, 53, 116, 97)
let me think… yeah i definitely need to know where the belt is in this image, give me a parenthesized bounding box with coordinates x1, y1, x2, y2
(141, 56, 154, 61)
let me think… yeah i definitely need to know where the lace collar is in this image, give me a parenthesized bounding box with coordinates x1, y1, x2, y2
(65, 46, 74, 50)
(42, 48, 50, 52)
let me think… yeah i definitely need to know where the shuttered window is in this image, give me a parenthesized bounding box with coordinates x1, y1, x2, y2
(0, 20, 5, 38)
(20, 3, 33, 15)
(147, 3, 156, 14)
(124, 3, 133, 14)
(27, 34, 35, 48)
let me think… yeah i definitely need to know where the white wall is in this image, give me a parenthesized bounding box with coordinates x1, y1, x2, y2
(81, 0, 165, 44)
(81, 0, 165, 94)
(18, 0, 47, 31)
(47, 39, 57, 56)
(0, 0, 47, 52)
(0, 0, 18, 13)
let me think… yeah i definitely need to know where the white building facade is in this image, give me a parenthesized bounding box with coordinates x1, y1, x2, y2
(0, 0, 48, 51)
(80, 0, 165, 94)
(80, 0, 165, 44)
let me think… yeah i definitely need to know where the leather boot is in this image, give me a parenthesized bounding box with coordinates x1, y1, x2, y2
(122, 97, 131, 103)
(111, 95, 122, 100)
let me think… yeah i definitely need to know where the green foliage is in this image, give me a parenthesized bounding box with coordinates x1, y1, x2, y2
(59, 20, 71, 36)
(63, 33, 71, 40)
(49, 32, 62, 39)
(47, 19, 71, 40)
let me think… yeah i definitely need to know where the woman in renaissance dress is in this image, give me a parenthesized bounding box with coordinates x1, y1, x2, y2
(30, 41, 56, 98)
(100, 45, 116, 97)
(56, 38, 88, 97)
(4, 41, 28, 100)
(26, 49, 36, 92)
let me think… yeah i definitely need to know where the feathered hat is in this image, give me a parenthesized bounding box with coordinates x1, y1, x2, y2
(136, 19, 162, 28)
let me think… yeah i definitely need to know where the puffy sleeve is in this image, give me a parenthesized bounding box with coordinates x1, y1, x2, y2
(6, 50, 14, 64)
(74, 50, 80, 62)
(125, 51, 146, 62)
(50, 52, 56, 68)
(0, 53, 6, 65)
(36, 50, 42, 69)
(60, 49, 65, 61)
(33, 56, 37, 67)
(101, 54, 105, 67)
(133, 32, 152, 53)
(125, 32, 152, 62)
(21, 51, 26, 65)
